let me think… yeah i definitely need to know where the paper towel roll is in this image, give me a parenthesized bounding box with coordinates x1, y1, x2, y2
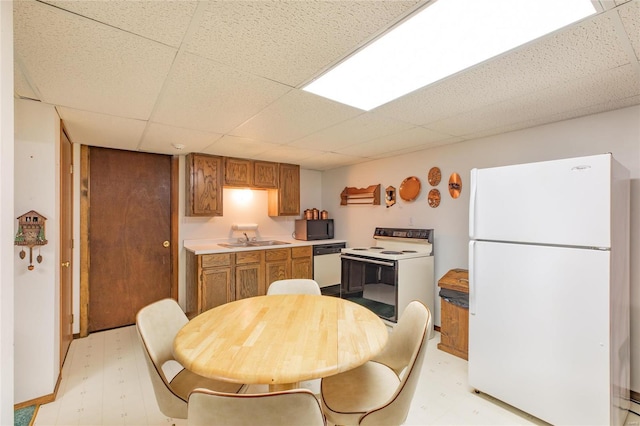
(232, 223, 258, 231)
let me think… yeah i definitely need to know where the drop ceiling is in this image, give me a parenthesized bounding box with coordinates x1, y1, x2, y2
(13, 0, 640, 171)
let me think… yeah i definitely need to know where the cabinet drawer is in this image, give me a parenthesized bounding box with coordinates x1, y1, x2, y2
(291, 246, 312, 258)
(265, 248, 290, 262)
(236, 251, 264, 265)
(201, 253, 233, 268)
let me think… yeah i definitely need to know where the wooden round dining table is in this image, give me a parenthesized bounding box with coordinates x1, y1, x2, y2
(172, 294, 389, 391)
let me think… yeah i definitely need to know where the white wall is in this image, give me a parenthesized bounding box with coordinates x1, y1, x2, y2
(321, 105, 640, 394)
(0, 0, 14, 421)
(14, 99, 61, 403)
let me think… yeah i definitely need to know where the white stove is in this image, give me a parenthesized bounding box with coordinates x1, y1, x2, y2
(340, 227, 435, 332)
(341, 228, 433, 260)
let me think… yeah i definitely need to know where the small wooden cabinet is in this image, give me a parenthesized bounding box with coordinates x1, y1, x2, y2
(186, 251, 234, 318)
(437, 269, 469, 360)
(253, 161, 279, 189)
(185, 153, 223, 217)
(268, 163, 300, 216)
(235, 251, 265, 300)
(187, 246, 313, 314)
(224, 157, 253, 187)
(291, 246, 313, 279)
(224, 158, 279, 189)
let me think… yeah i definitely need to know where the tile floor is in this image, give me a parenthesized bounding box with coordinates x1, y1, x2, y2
(34, 325, 640, 425)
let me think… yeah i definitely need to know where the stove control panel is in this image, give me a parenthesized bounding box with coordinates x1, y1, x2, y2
(373, 227, 433, 242)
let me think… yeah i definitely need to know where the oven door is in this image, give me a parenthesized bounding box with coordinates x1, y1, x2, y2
(340, 254, 398, 322)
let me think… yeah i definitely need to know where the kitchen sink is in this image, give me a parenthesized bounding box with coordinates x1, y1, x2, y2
(248, 240, 290, 247)
(218, 240, 290, 248)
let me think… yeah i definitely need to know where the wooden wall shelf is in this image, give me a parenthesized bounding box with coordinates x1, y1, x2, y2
(340, 185, 381, 205)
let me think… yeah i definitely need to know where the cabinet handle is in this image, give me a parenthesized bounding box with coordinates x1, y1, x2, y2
(163, 241, 170, 248)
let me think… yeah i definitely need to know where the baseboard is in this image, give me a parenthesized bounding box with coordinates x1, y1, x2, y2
(631, 390, 640, 404)
(14, 370, 62, 410)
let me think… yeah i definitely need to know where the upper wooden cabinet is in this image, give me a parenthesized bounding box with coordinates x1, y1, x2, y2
(185, 153, 223, 217)
(268, 163, 300, 216)
(253, 161, 279, 189)
(224, 158, 279, 189)
(224, 157, 253, 187)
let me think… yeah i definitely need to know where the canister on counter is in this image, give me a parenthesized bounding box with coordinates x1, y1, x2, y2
(312, 208, 319, 220)
(321, 210, 329, 219)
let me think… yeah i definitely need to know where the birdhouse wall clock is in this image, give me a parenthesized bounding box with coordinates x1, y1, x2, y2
(15, 210, 48, 270)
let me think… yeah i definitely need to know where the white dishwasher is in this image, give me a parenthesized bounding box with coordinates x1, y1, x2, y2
(313, 242, 346, 288)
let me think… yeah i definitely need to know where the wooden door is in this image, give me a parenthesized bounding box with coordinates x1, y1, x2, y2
(59, 126, 73, 366)
(87, 147, 173, 332)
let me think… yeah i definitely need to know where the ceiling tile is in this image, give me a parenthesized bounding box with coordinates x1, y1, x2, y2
(202, 135, 282, 159)
(429, 64, 640, 137)
(14, 64, 39, 101)
(42, 0, 198, 47)
(617, 1, 640, 61)
(151, 53, 291, 134)
(334, 126, 458, 157)
(296, 152, 370, 171)
(184, 0, 422, 86)
(14, 1, 177, 120)
(375, 10, 632, 126)
(255, 146, 321, 165)
(230, 89, 362, 143)
(139, 123, 222, 155)
(57, 107, 146, 151)
(288, 112, 413, 151)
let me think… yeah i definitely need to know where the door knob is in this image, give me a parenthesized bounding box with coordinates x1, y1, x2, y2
(61, 261, 70, 267)
(163, 241, 170, 248)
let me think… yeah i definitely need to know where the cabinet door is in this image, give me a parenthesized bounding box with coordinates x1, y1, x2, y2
(253, 161, 279, 189)
(236, 263, 265, 299)
(235, 251, 265, 299)
(224, 157, 253, 187)
(268, 163, 300, 216)
(186, 154, 223, 216)
(201, 267, 234, 312)
(291, 257, 312, 279)
(265, 248, 290, 290)
(291, 246, 313, 279)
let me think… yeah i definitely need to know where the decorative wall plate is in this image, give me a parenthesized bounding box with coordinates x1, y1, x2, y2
(428, 167, 441, 186)
(399, 176, 421, 201)
(428, 189, 441, 208)
(448, 173, 462, 198)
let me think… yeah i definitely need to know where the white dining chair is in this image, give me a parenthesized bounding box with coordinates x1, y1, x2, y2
(136, 298, 245, 419)
(188, 388, 326, 426)
(266, 278, 321, 295)
(320, 300, 432, 426)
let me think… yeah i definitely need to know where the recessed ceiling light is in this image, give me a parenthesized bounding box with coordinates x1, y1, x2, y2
(303, 0, 597, 111)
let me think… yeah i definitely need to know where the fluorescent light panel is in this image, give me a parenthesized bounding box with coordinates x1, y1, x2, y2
(303, 0, 597, 111)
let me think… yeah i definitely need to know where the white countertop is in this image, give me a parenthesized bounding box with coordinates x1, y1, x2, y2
(184, 237, 347, 255)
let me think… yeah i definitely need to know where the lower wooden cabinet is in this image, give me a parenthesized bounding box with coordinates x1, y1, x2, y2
(187, 246, 313, 316)
(235, 251, 265, 300)
(291, 246, 313, 279)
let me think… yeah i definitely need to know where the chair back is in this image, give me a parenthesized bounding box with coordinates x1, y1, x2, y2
(267, 279, 321, 295)
(188, 388, 326, 426)
(359, 300, 432, 426)
(136, 298, 189, 418)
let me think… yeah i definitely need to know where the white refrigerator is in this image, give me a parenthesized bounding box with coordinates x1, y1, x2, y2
(468, 153, 630, 425)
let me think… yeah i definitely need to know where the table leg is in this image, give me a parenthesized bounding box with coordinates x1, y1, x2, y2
(268, 382, 299, 392)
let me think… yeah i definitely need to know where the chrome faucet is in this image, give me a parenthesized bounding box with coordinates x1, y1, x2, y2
(243, 232, 250, 242)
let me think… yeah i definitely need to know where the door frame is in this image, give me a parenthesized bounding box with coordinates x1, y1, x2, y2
(78, 146, 179, 337)
(59, 124, 73, 366)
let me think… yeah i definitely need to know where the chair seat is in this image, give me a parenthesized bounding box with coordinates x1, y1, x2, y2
(170, 368, 244, 402)
(321, 361, 399, 424)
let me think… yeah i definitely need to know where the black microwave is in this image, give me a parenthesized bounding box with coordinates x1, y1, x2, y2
(294, 219, 334, 241)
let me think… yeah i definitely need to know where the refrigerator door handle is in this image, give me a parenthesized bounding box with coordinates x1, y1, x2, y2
(469, 168, 478, 238)
(469, 241, 476, 315)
